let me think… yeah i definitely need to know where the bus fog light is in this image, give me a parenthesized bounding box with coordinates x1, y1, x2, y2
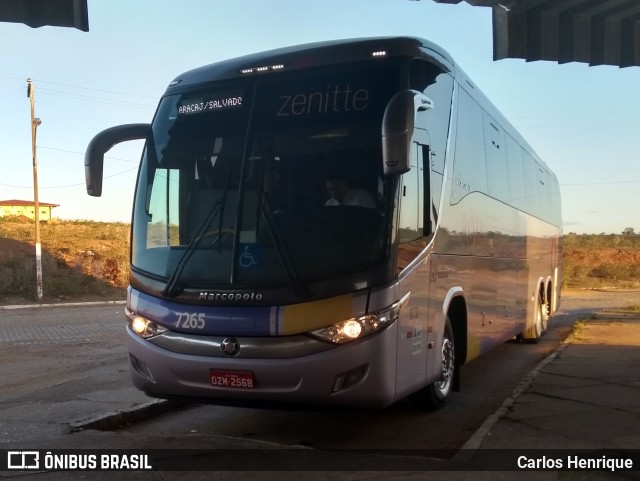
(309, 302, 400, 344)
(333, 365, 367, 392)
(129, 354, 155, 382)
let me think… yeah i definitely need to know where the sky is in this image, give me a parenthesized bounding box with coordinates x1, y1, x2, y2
(1, 0, 639, 234)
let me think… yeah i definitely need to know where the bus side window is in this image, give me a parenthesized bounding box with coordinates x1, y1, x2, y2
(420, 144, 432, 236)
(410, 59, 453, 223)
(397, 142, 430, 271)
(146, 168, 181, 247)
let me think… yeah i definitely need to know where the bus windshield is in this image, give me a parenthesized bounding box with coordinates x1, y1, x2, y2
(131, 62, 401, 293)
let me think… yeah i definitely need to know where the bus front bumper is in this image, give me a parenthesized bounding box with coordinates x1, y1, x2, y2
(127, 322, 399, 408)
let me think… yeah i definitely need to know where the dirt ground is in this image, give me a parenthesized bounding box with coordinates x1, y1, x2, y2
(560, 288, 639, 314)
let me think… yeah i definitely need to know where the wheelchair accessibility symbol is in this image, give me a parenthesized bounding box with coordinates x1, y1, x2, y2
(239, 244, 260, 268)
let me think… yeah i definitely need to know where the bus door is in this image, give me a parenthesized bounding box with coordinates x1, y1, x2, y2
(395, 130, 437, 396)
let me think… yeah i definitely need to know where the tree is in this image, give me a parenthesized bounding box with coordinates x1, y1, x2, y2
(622, 227, 635, 235)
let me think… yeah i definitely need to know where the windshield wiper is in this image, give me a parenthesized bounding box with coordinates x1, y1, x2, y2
(163, 161, 233, 298)
(162, 199, 223, 298)
(258, 193, 308, 299)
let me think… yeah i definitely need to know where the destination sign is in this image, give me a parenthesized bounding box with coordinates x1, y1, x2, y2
(178, 92, 243, 115)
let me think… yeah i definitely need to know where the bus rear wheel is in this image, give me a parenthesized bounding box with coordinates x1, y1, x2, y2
(521, 289, 545, 343)
(410, 317, 455, 410)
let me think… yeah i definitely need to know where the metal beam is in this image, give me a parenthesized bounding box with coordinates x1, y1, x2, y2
(435, 0, 640, 67)
(0, 0, 88, 31)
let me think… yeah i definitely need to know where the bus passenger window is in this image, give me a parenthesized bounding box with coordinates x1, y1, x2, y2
(398, 150, 420, 243)
(397, 142, 430, 271)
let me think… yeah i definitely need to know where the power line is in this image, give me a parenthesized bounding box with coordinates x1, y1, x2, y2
(38, 87, 155, 110)
(561, 180, 640, 186)
(5, 176, 638, 191)
(33, 78, 158, 100)
(38, 145, 140, 163)
(3, 77, 158, 108)
(0, 77, 157, 110)
(0, 166, 139, 190)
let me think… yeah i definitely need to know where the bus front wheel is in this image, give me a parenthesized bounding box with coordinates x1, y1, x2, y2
(409, 317, 456, 410)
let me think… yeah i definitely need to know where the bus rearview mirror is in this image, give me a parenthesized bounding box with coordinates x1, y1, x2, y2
(382, 90, 433, 176)
(85, 124, 150, 197)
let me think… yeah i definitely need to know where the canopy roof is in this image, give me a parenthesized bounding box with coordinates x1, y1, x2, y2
(435, 0, 640, 68)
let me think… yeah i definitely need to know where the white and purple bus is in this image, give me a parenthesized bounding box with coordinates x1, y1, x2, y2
(85, 37, 562, 409)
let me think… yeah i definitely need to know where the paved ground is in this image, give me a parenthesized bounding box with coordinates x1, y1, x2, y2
(460, 311, 640, 481)
(0, 302, 157, 444)
(1, 289, 639, 479)
(478, 313, 640, 450)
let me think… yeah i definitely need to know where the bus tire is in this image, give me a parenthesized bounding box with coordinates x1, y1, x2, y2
(542, 288, 551, 333)
(521, 289, 545, 343)
(410, 317, 456, 410)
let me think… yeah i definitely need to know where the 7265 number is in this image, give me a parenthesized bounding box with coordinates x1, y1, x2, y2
(175, 312, 205, 329)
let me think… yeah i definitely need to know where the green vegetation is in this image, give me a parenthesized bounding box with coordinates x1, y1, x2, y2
(566, 319, 587, 342)
(562, 233, 640, 289)
(0, 219, 129, 304)
(1, 219, 639, 303)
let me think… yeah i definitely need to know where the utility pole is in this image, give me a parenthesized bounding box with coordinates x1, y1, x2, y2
(27, 78, 43, 300)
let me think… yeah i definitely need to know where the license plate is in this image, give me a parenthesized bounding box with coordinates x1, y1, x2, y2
(210, 369, 255, 389)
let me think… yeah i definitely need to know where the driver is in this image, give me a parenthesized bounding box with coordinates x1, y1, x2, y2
(325, 174, 376, 209)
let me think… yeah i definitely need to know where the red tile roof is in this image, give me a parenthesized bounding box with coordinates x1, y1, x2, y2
(0, 199, 59, 207)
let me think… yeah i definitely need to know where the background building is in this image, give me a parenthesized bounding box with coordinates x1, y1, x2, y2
(0, 199, 59, 222)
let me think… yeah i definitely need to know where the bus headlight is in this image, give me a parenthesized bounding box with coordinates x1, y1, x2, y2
(309, 302, 400, 344)
(126, 307, 167, 339)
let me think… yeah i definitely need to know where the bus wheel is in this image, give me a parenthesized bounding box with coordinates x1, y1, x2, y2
(410, 317, 455, 410)
(522, 290, 545, 343)
(542, 292, 550, 333)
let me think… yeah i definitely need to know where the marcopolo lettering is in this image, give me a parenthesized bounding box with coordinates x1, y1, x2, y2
(277, 84, 369, 117)
(200, 291, 264, 302)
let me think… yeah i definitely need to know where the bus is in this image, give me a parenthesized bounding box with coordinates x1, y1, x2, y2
(85, 36, 562, 409)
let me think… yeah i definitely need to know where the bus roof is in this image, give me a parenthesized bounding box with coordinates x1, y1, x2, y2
(165, 36, 455, 91)
(161, 35, 555, 182)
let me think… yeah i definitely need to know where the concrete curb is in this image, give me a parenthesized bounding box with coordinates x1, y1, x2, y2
(0, 300, 125, 310)
(68, 399, 191, 432)
(453, 338, 571, 462)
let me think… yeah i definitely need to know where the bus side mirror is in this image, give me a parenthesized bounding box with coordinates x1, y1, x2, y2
(382, 90, 433, 176)
(85, 123, 151, 197)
